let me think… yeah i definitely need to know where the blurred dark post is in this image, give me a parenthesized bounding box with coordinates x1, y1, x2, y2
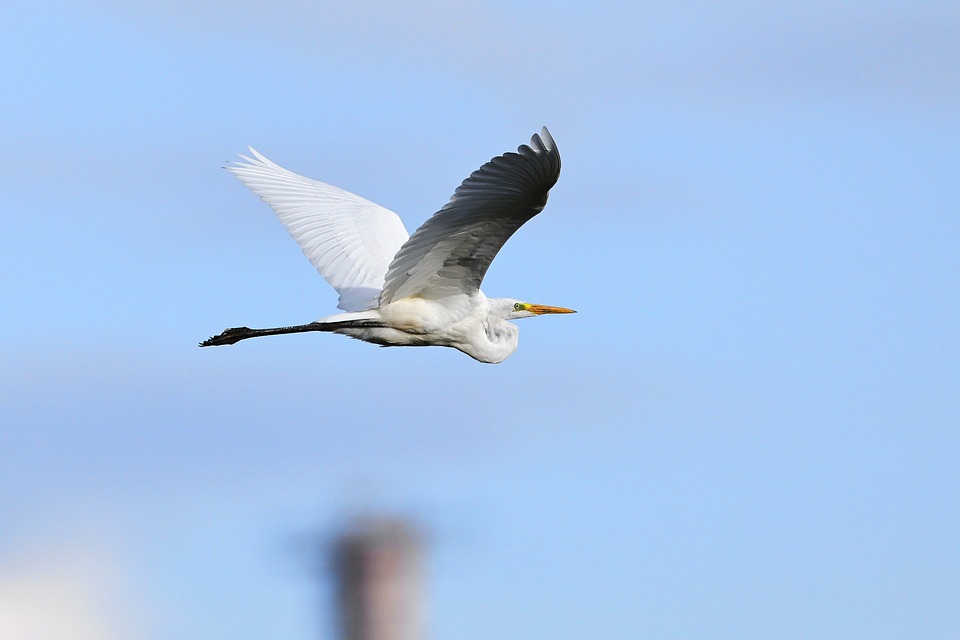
(332, 518, 424, 640)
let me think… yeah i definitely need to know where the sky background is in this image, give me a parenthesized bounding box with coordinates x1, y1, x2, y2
(2, 1, 958, 638)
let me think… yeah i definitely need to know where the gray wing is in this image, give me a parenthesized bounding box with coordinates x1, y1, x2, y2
(379, 127, 561, 304)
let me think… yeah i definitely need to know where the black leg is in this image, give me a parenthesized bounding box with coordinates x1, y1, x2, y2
(199, 323, 325, 347)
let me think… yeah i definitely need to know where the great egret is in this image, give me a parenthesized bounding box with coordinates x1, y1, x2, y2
(201, 127, 574, 363)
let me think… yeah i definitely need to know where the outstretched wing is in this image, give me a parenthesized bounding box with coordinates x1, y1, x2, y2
(229, 149, 410, 311)
(379, 128, 561, 304)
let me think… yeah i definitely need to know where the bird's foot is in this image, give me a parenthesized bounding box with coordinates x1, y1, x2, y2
(199, 327, 251, 347)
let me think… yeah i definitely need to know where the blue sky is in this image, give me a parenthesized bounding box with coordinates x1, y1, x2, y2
(2, 1, 958, 638)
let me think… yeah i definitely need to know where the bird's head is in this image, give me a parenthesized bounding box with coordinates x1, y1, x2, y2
(497, 298, 577, 320)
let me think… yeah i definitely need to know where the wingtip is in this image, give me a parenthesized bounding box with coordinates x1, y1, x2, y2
(225, 147, 270, 172)
(531, 127, 556, 152)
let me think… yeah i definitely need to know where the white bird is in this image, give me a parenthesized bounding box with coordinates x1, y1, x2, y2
(201, 127, 574, 364)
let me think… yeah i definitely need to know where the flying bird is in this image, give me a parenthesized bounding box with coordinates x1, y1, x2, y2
(200, 127, 574, 363)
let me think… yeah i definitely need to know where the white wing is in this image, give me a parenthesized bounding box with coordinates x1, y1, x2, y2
(380, 128, 561, 304)
(228, 149, 410, 311)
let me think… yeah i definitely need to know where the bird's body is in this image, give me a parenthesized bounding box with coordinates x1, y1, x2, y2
(201, 128, 574, 363)
(324, 294, 517, 362)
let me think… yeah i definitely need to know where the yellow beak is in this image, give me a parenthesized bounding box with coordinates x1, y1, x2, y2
(527, 304, 577, 315)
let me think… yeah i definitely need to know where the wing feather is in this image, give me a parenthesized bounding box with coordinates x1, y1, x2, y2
(380, 128, 561, 303)
(228, 149, 410, 311)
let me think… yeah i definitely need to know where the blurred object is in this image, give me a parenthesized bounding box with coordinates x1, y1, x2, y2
(0, 548, 124, 640)
(332, 518, 425, 640)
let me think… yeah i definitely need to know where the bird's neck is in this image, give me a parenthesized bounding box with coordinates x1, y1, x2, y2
(472, 314, 518, 363)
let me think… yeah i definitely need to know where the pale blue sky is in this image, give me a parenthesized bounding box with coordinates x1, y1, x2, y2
(2, 1, 958, 639)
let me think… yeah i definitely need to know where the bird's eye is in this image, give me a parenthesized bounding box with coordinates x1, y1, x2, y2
(514, 303, 522, 310)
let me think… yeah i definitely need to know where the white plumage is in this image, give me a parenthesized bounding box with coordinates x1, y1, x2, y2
(201, 128, 574, 363)
(227, 148, 409, 312)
